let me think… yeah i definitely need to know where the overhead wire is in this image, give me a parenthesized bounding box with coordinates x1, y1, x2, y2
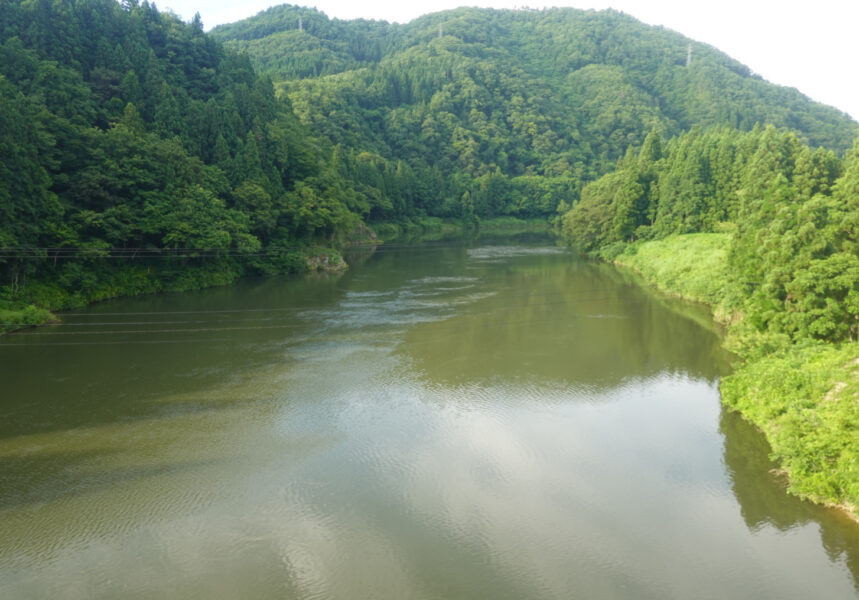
(0, 239, 481, 252)
(0, 242, 681, 347)
(0, 293, 660, 347)
(0, 292, 636, 326)
(61, 306, 309, 316)
(0, 310, 638, 348)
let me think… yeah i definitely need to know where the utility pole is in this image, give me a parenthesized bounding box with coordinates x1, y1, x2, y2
(438, 23, 443, 38)
(298, 16, 303, 32)
(686, 43, 692, 67)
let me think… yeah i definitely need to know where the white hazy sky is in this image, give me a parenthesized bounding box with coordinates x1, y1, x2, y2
(160, 0, 859, 122)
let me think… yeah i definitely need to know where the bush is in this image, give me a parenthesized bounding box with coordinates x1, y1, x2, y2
(721, 342, 859, 513)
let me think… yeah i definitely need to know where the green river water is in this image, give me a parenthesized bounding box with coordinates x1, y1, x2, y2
(1, 235, 858, 599)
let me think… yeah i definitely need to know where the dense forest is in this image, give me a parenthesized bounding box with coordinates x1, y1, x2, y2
(212, 4, 859, 516)
(0, 0, 386, 322)
(212, 4, 857, 220)
(1, 0, 858, 326)
(563, 125, 858, 351)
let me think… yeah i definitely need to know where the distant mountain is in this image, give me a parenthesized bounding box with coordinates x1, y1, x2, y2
(212, 4, 858, 188)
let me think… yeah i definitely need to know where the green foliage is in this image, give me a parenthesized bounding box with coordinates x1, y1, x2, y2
(4, 1, 858, 330)
(475, 216, 551, 234)
(1, 0, 858, 519)
(564, 125, 859, 347)
(0, 303, 55, 333)
(614, 233, 732, 306)
(721, 343, 859, 512)
(214, 5, 856, 227)
(215, 5, 392, 82)
(609, 230, 859, 515)
(0, 0, 359, 312)
(562, 171, 626, 250)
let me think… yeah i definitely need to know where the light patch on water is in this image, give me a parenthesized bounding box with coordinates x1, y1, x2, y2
(351, 375, 848, 600)
(300, 284, 498, 332)
(409, 276, 479, 285)
(424, 285, 476, 292)
(344, 290, 396, 298)
(440, 291, 498, 306)
(467, 246, 569, 261)
(316, 309, 454, 330)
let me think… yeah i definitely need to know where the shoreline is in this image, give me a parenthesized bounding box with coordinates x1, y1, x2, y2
(604, 234, 859, 523)
(0, 216, 553, 335)
(0, 245, 353, 336)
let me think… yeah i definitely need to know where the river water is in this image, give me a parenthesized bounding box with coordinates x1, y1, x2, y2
(1, 235, 858, 599)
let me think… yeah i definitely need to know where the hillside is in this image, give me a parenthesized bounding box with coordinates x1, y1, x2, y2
(212, 4, 858, 219)
(215, 3, 859, 516)
(0, 0, 366, 326)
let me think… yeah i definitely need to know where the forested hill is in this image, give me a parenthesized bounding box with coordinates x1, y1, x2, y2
(0, 0, 372, 322)
(212, 4, 858, 198)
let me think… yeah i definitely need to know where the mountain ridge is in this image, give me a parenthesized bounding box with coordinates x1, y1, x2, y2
(212, 4, 857, 160)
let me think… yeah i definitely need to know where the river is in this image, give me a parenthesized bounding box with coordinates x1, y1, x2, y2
(1, 235, 858, 599)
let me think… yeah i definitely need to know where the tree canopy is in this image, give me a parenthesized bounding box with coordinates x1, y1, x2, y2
(213, 5, 858, 221)
(562, 125, 859, 351)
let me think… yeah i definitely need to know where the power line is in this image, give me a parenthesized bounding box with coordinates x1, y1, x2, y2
(0, 338, 238, 347)
(4, 293, 631, 324)
(7, 323, 315, 335)
(0, 237, 531, 252)
(62, 306, 308, 317)
(0, 295, 661, 346)
(0, 311, 636, 348)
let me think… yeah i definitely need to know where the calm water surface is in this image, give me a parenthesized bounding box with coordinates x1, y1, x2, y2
(1, 236, 858, 599)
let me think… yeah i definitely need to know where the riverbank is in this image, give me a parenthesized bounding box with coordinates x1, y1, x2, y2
(611, 233, 859, 520)
(1, 217, 554, 334)
(0, 245, 349, 335)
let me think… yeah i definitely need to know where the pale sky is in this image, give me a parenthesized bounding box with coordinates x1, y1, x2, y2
(160, 0, 859, 122)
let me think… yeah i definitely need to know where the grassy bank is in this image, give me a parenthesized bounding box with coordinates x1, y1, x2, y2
(0, 303, 57, 333)
(613, 233, 732, 307)
(610, 233, 859, 519)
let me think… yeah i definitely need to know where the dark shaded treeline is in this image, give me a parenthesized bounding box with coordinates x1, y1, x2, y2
(0, 0, 375, 317)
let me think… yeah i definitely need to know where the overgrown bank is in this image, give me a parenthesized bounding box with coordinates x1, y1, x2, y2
(609, 233, 859, 519)
(1, 216, 547, 334)
(0, 244, 349, 334)
(560, 121, 859, 518)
